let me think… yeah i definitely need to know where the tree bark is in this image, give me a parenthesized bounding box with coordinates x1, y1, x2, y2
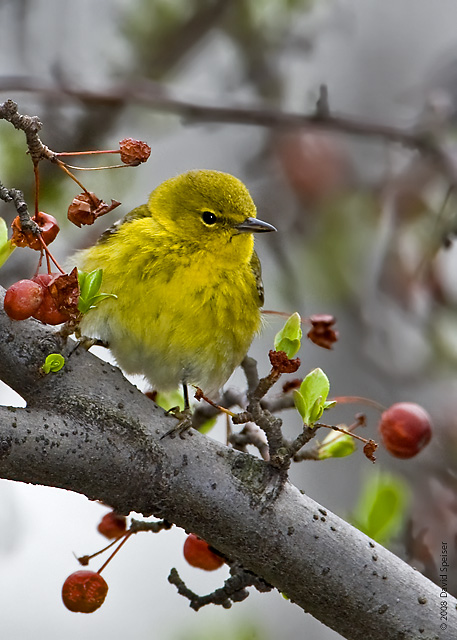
(0, 287, 454, 639)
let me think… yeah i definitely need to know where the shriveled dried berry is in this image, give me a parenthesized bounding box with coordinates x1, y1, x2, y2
(47, 268, 80, 318)
(67, 192, 120, 227)
(269, 349, 301, 374)
(119, 138, 151, 166)
(307, 314, 338, 350)
(32, 273, 73, 325)
(363, 439, 378, 463)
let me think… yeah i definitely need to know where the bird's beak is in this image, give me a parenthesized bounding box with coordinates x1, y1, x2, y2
(235, 217, 277, 233)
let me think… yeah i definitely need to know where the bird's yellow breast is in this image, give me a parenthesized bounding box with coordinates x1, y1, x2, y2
(76, 217, 262, 394)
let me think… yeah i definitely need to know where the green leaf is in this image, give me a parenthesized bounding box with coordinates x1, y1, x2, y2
(349, 472, 410, 545)
(274, 312, 302, 358)
(293, 388, 308, 422)
(0, 217, 7, 245)
(78, 298, 90, 314)
(77, 269, 87, 289)
(77, 268, 116, 314)
(309, 396, 324, 423)
(42, 353, 65, 374)
(0, 217, 15, 268)
(80, 268, 103, 300)
(301, 367, 330, 405)
(294, 368, 331, 426)
(90, 293, 117, 305)
(80, 293, 117, 313)
(317, 430, 356, 459)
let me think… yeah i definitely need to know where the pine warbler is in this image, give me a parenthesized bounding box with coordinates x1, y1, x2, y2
(74, 169, 276, 400)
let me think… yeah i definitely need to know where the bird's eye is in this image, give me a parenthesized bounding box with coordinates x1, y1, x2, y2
(201, 211, 217, 226)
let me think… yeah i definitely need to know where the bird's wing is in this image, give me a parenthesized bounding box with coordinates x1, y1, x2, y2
(250, 250, 265, 307)
(97, 204, 149, 244)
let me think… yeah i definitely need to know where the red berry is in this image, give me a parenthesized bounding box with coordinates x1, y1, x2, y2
(97, 512, 127, 539)
(62, 570, 108, 613)
(379, 402, 432, 459)
(32, 273, 56, 289)
(11, 211, 59, 250)
(3, 279, 45, 320)
(183, 533, 225, 571)
(34, 211, 60, 245)
(31, 274, 70, 325)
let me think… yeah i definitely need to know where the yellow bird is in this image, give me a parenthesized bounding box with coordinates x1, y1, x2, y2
(74, 169, 276, 406)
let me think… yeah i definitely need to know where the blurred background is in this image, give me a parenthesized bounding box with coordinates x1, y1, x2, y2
(1, 0, 457, 638)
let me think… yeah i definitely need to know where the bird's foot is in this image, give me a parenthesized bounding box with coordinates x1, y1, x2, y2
(79, 336, 109, 351)
(65, 335, 109, 358)
(161, 406, 194, 439)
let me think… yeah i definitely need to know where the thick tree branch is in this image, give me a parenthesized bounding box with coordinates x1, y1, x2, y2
(0, 287, 454, 639)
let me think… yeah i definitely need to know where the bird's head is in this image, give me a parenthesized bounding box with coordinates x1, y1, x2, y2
(147, 170, 275, 262)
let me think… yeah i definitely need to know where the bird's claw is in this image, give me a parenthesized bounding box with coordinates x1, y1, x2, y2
(161, 407, 194, 439)
(66, 335, 110, 357)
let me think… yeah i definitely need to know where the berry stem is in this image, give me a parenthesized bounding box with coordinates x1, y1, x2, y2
(316, 422, 373, 445)
(330, 395, 387, 412)
(38, 235, 66, 274)
(97, 531, 133, 575)
(44, 245, 51, 273)
(263, 309, 319, 327)
(78, 536, 122, 565)
(262, 309, 294, 319)
(59, 164, 128, 171)
(263, 309, 307, 324)
(33, 165, 40, 218)
(55, 149, 121, 157)
(52, 157, 95, 201)
(193, 386, 237, 417)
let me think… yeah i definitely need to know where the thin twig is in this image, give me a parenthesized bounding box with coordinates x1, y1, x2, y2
(0, 181, 38, 233)
(261, 395, 295, 413)
(229, 423, 270, 461)
(234, 358, 289, 473)
(287, 425, 321, 459)
(0, 98, 52, 165)
(190, 388, 245, 430)
(168, 564, 272, 611)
